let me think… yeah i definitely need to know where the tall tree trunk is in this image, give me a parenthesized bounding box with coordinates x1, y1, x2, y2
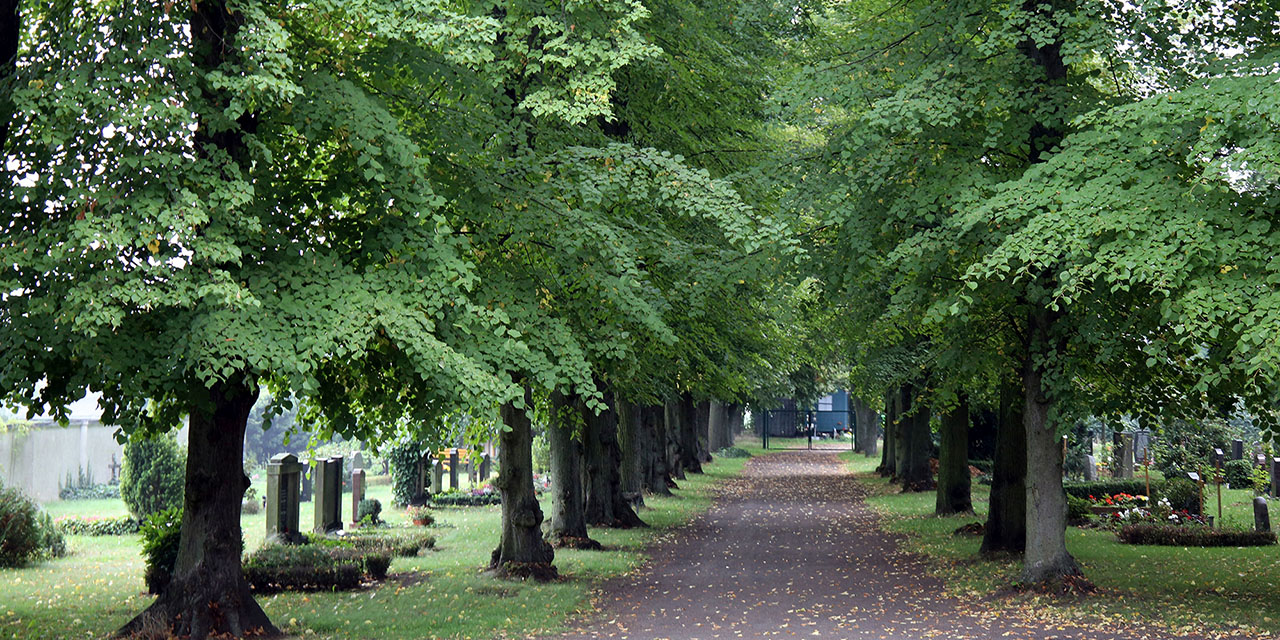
(936, 393, 973, 515)
(899, 383, 934, 492)
(725, 403, 741, 447)
(892, 386, 910, 483)
(119, 379, 276, 639)
(854, 397, 878, 458)
(981, 379, 1027, 554)
(490, 387, 556, 580)
(677, 393, 703, 474)
(877, 389, 897, 477)
(617, 398, 645, 508)
(663, 400, 687, 480)
(1020, 308, 1083, 585)
(643, 404, 675, 494)
(694, 399, 712, 463)
(708, 400, 730, 452)
(583, 385, 647, 528)
(545, 391, 599, 549)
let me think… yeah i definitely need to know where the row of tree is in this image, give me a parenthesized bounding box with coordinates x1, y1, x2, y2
(0, 0, 821, 637)
(796, 0, 1280, 588)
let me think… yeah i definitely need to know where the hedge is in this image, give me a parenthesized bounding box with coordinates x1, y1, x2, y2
(58, 483, 121, 501)
(431, 493, 501, 507)
(1117, 523, 1277, 547)
(243, 544, 391, 592)
(56, 515, 140, 536)
(1062, 479, 1162, 500)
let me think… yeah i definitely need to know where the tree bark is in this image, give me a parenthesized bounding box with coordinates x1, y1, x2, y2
(854, 397, 878, 458)
(640, 404, 675, 494)
(1020, 308, 1083, 585)
(490, 387, 556, 580)
(545, 391, 599, 549)
(617, 398, 645, 508)
(677, 393, 703, 474)
(694, 399, 712, 463)
(583, 386, 647, 528)
(877, 388, 897, 477)
(898, 383, 934, 492)
(981, 379, 1026, 554)
(708, 400, 730, 452)
(893, 386, 909, 483)
(119, 379, 276, 639)
(663, 399, 687, 480)
(936, 393, 973, 515)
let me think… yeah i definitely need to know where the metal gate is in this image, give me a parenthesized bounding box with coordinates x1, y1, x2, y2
(761, 408, 854, 449)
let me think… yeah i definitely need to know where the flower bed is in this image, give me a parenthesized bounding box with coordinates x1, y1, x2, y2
(1117, 523, 1277, 547)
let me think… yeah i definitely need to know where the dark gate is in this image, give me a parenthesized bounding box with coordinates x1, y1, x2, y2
(761, 408, 854, 449)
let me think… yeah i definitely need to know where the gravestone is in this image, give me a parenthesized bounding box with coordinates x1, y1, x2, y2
(299, 459, 313, 502)
(350, 451, 364, 472)
(1256, 497, 1272, 533)
(1231, 439, 1244, 461)
(449, 449, 460, 490)
(432, 459, 444, 494)
(1114, 433, 1133, 479)
(350, 469, 366, 526)
(1083, 454, 1098, 481)
(1273, 458, 1280, 499)
(479, 454, 491, 481)
(313, 456, 344, 533)
(1132, 431, 1152, 465)
(266, 453, 304, 542)
(1214, 448, 1225, 469)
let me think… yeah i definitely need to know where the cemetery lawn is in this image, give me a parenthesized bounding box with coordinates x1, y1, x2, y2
(842, 451, 1280, 637)
(2, 447, 761, 640)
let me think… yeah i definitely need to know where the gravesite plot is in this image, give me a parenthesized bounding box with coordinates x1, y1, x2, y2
(3, 1, 1280, 640)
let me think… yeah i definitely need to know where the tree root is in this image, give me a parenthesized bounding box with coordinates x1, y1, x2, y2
(548, 535, 604, 550)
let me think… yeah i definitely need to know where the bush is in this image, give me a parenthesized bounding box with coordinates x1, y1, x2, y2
(241, 487, 261, 515)
(430, 493, 501, 507)
(1066, 495, 1092, 525)
(1223, 459, 1253, 488)
(1160, 477, 1202, 515)
(338, 530, 436, 557)
(712, 447, 752, 458)
(120, 434, 185, 520)
(242, 544, 391, 592)
(0, 485, 66, 567)
(357, 499, 383, 526)
(1063, 479, 1160, 501)
(968, 459, 993, 474)
(56, 515, 140, 536)
(387, 441, 425, 508)
(140, 508, 183, 594)
(1117, 523, 1277, 547)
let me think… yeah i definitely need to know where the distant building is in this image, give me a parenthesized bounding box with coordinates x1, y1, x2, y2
(0, 394, 126, 502)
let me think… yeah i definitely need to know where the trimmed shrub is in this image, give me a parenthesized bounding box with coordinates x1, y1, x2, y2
(712, 447, 752, 458)
(1117, 523, 1277, 547)
(140, 508, 183, 594)
(242, 544, 391, 592)
(56, 515, 140, 536)
(1161, 477, 1202, 515)
(357, 499, 383, 526)
(58, 483, 121, 501)
(1223, 459, 1253, 489)
(120, 434, 185, 520)
(1063, 479, 1161, 501)
(430, 493, 501, 507)
(341, 530, 436, 557)
(0, 484, 66, 567)
(241, 487, 262, 515)
(1066, 495, 1092, 525)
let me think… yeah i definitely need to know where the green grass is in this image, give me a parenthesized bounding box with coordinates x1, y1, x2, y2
(841, 450, 1280, 637)
(2, 446, 762, 640)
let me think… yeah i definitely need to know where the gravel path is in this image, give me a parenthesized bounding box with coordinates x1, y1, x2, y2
(557, 446, 1214, 640)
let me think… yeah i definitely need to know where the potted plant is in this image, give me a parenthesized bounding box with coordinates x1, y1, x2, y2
(406, 505, 434, 527)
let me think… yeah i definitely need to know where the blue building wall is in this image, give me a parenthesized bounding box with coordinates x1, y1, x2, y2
(813, 390, 850, 434)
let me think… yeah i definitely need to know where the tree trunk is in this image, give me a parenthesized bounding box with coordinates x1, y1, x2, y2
(677, 394, 703, 474)
(583, 387, 647, 529)
(708, 400, 730, 452)
(545, 391, 599, 549)
(725, 403, 741, 447)
(936, 393, 973, 515)
(490, 387, 556, 580)
(877, 389, 897, 477)
(642, 404, 675, 494)
(694, 399, 712, 463)
(981, 379, 1026, 554)
(854, 397, 878, 458)
(617, 398, 645, 508)
(730, 405, 745, 438)
(119, 379, 276, 639)
(898, 383, 934, 492)
(893, 386, 909, 483)
(663, 400, 687, 480)
(1020, 308, 1084, 586)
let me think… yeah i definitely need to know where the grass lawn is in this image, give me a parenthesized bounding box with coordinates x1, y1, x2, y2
(842, 450, 1280, 637)
(4, 445, 764, 640)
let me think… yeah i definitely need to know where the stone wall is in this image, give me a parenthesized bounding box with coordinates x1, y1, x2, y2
(0, 423, 125, 502)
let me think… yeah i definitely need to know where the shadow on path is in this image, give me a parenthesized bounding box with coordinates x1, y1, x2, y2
(557, 446, 1213, 640)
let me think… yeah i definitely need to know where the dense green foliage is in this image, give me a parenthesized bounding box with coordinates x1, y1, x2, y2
(0, 484, 65, 567)
(140, 508, 184, 595)
(56, 515, 140, 536)
(1117, 524, 1277, 548)
(120, 434, 186, 520)
(242, 544, 391, 592)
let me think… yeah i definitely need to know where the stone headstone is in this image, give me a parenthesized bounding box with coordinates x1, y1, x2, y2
(432, 459, 444, 494)
(479, 454, 491, 481)
(1132, 431, 1152, 465)
(1231, 439, 1244, 461)
(350, 451, 364, 472)
(1083, 455, 1098, 481)
(350, 469, 366, 526)
(1273, 458, 1280, 499)
(449, 449, 460, 490)
(299, 460, 313, 502)
(1114, 433, 1134, 479)
(1255, 497, 1272, 533)
(313, 456, 344, 533)
(266, 453, 303, 541)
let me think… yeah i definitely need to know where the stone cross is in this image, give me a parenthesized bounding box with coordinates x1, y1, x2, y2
(108, 454, 122, 483)
(266, 453, 303, 541)
(350, 469, 366, 526)
(313, 456, 344, 533)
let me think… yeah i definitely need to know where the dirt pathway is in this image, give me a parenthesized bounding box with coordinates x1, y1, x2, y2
(558, 446, 1211, 640)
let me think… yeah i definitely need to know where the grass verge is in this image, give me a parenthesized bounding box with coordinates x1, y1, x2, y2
(2, 443, 765, 639)
(840, 450, 1280, 638)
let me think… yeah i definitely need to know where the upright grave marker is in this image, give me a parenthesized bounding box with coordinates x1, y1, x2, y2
(1231, 439, 1244, 461)
(432, 458, 444, 494)
(1083, 455, 1098, 481)
(266, 453, 304, 542)
(313, 456, 344, 533)
(351, 469, 366, 526)
(449, 449, 460, 490)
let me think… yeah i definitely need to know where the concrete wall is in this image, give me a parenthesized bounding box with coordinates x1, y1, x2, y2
(0, 422, 125, 503)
